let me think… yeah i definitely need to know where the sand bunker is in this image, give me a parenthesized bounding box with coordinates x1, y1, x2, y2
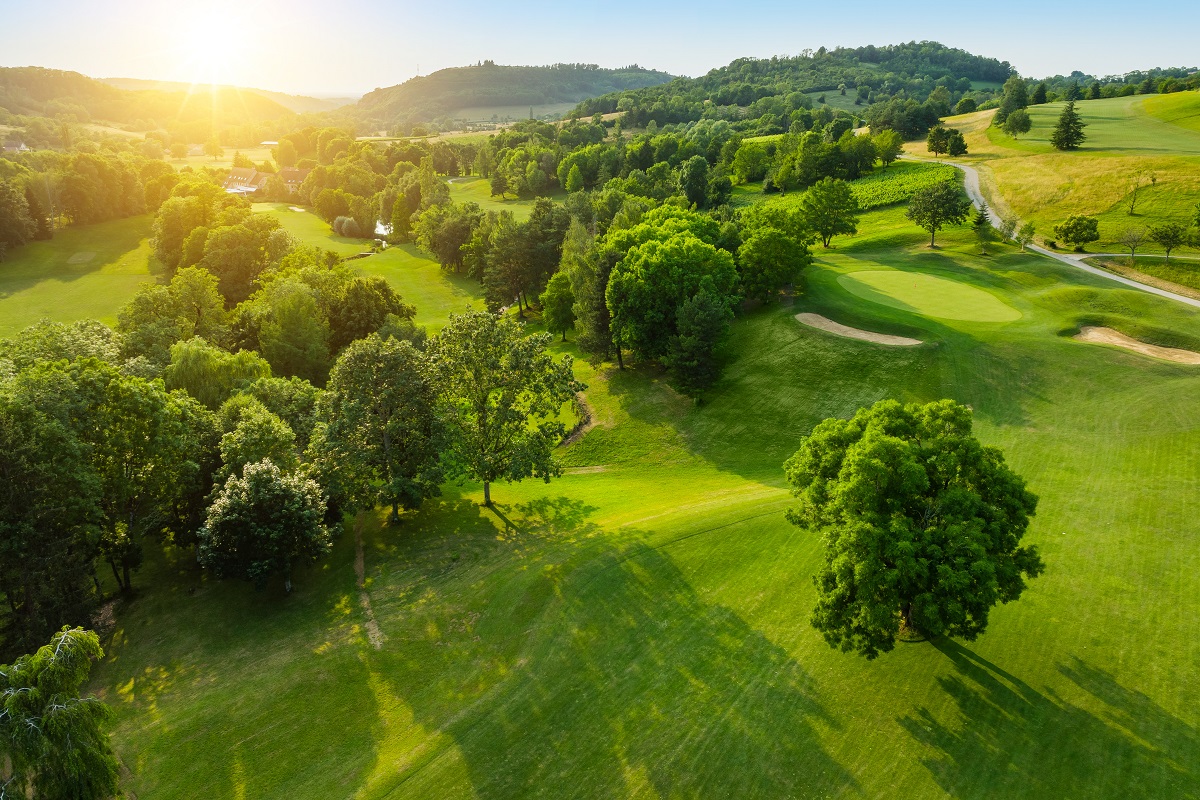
(795, 313, 923, 346)
(288, 206, 306, 212)
(68, 252, 95, 264)
(1074, 327, 1200, 365)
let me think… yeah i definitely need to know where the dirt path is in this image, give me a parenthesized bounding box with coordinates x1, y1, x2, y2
(795, 313, 923, 346)
(1075, 326, 1200, 364)
(901, 156, 1200, 310)
(354, 521, 385, 650)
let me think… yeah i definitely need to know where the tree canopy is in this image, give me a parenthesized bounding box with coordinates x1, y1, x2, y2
(785, 399, 1043, 658)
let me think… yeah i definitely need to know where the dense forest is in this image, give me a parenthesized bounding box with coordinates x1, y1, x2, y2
(351, 63, 674, 132)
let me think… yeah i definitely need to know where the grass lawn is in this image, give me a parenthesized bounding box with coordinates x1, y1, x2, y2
(837, 269, 1022, 322)
(447, 176, 565, 220)
(0, 215, 157, 338)
(254, 202, 484, 328)
(911, 94, 1200, 255)
(92, 204, 1200, 798)
(1087, 255, 1200, 297)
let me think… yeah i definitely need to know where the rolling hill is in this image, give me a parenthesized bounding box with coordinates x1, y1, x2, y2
(101, 77, 358, 114)
(350, 62, 674, 129)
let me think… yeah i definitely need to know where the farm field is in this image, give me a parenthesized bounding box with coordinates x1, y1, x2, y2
(0, 214, 157, 338)
(916, 92, 1200, 254)
(92, 204, 1200, 799)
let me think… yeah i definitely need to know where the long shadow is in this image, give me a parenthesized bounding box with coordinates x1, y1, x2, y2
(900, 639, 1197, 799)
(361, 497, 855, 799)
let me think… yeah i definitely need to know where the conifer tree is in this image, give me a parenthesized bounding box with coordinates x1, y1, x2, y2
(1050, 101, 1087, 150)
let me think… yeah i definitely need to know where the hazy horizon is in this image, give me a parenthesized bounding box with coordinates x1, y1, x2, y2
(1, 0, 1197, 97)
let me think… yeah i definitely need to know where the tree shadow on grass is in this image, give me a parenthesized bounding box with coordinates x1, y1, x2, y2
(901, 639, 1197, 799)
(362, 496, 855, 799)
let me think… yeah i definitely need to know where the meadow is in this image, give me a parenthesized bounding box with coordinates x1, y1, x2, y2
(0, 214, 156, 338)
(738, 160, 959, 211)
(446, 175, 566, 219)
(89, 204, 1200, 799)
(917, 92, 1200, 254)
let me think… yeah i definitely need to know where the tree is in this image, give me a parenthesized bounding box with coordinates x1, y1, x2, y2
(784, 399, 1043, 659)
(973, 203, 996, 255)
(313, 335, 443, 522)
(926, 125, 950, 158)
(217, 400, 297, 482)
(564, 220, 611, 360)
(906, 179, 973, 247)
(565, 164, 585, 193)
(873, 129, 903, 168)
(946, 129, 967, 157)
(0, 628, 120, 799)
(0, 397, 100, 657)
(204, 136, 223, 160)
(1149, 222, 1189, 260)
(1050, 101, 1087, 151)
(1064, 81, 1083, 102)
(540, 271, 575, 341)
(737, 227, 810, 303)
(1124, 169, 1157, 216)
(257, 283, 332, 384)
(1118, 227, 1147, 263)
(953, 97, 978, 115)
(164, 337, 272, 409)
(199, 460, 330, 592)
(666, 289, 732, 398)
(1002, 108, 1031, 138)
(998, 216, 1017, 242)
(995, 75, 1029, 124)
(0, 180, 37, 250)
(1030, 82, 1049, 105)
(1053, 215, 1100, 251)
(490, 170, 509, 198)
(170, 142, 188, 160)
(427, 309, 582, 505)
(679, 155, 710, 208)
(1017, 221, 1036, 251)
(799, 177, 860, 248)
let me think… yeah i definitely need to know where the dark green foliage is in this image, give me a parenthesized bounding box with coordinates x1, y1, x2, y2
(953, 97, 977, 115)
(666, 290, 732, 398)
(785, 399, 1043, 659)
(164, 337, 272, 410)
(679, 155, 710, 208)
(311, 335, 443, 522)
(563, 221, 612, 360)
(0, 398, 100, 657)
(0, 628, 120, 799)
(1148, 222, 1189, 260)
(1050, 101, 1088, 150)
(905, 179, 973, 247)
(199, 459, 331, 593)
(994, 75, 1029, 124)
(1030, 82, 1048, 104)
(973, 203, 995, 255)
(426, 309, 582, 505)
(1053, 215, 1100, 250)
(0, 179, 36, 249)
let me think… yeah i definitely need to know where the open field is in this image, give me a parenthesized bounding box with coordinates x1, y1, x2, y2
(446, 175, 566, 219)
(91, 204, 1200, 798)
(913, 93, 1200, 255)
(172, 145, 275, 171)
(0, 215, 156, 338)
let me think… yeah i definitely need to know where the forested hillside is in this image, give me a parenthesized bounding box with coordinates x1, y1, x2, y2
(572, 41, 1013, 132)
(352, 62, 673, 131)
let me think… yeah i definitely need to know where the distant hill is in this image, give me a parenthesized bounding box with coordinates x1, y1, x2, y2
(101, 77, 358, 114)
(0, 67, 295, 137)
(351, 62, 674, 129)
(570, 41, 1015, 123)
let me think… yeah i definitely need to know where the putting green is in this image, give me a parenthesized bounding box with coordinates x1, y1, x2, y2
(837, 270, 1021, 322)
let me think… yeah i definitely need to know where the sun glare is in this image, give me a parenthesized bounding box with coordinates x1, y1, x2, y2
(177, 17, 244, 86)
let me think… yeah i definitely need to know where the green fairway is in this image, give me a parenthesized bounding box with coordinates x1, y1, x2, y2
(91, 203, 1200, 798)
(0, 215, 157, 338)
(447, 176, 566, 220)
(838, 269, 1022, 322)
(253, 203, 370, 258)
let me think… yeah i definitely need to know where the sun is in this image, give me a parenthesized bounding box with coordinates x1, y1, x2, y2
(177, 17, 244, 87)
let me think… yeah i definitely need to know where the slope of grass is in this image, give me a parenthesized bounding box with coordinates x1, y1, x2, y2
(446, 176, 566, 220)
(911, 95, 1200, 255)
(92, 205, 1200, 799)
(0, 215, 156, 337)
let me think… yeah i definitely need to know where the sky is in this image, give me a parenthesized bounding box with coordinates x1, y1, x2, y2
(1, 0, 1197, 97)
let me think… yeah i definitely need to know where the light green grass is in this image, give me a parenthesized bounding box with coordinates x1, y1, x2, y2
(446, 176, 565, 220)
(0, 216, 156, 337)
(927, 96, 1200, 256)
(838, 269, 1023, 322)
(806, 90, 863, 114)
(253, 203, 369, 258)
(93, 203, 1200, 798)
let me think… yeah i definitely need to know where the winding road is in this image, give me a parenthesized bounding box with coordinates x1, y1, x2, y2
(907, 156, 1200, 310)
